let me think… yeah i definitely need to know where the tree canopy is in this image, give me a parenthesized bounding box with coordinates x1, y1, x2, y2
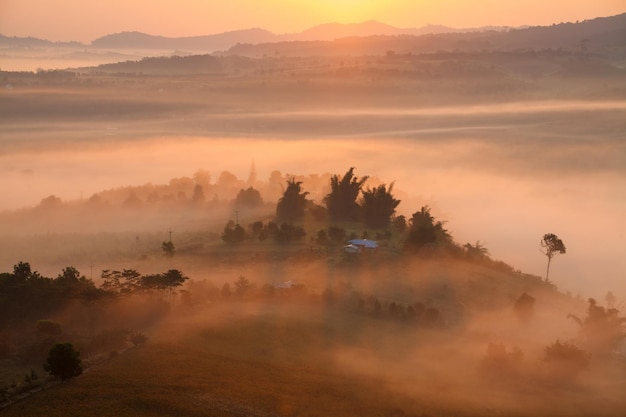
(360, 183, 401, 229)
(541, 233, 566, 281)
(404, 206, 452, 253)
(44, 342, 83, 381)
(276, 178, 309, 222)
(324, 167, 368, 222)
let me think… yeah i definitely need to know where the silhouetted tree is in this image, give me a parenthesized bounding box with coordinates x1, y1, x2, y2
(221, 222, 247, 244)
(392, 215, 407, 233)
(191, 184, 206, 205)
(129, 331, 148, 346)
(276, 178, 309, 221)
(324, 167, 368, 222)
(43, 342, 82, 381)
(234, 187, 263, 208)
(543, 340, 589, 381)
(513, 292, 536, 324)
(540, 233, 566, 281)
(404, 206, 452, 253)
(327, 226, 347, 244)
(248, 220, 265, 240)
(274, 223, 306, 243)
(360, 183, 401, 228)
(140, 269, 188, 300)
(162, 241, 175, 258)
(568, 298, 626, 354)
(234, 275, 251, 297)
(221, 283, 232, 297)
(55, 267, 98, 299)
(605, 291, 616, 309)
(464, 241, 490, 260)
(13, 261, 39, 281)
(101, 269, 141, 295)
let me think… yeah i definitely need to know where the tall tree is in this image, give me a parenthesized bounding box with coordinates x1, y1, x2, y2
(324, 167, 368, 222)
(360, 183, 401, 228)
(540, 233, 566, 281)
(276, 178, 309, 221)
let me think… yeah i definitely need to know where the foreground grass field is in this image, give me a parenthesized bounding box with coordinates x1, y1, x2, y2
(4, 296, 626, 417)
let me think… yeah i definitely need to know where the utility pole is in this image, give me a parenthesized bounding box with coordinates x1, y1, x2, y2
(168, 228, 173, 242)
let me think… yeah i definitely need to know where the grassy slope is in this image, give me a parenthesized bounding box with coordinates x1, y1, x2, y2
(4, 283, 626, 417)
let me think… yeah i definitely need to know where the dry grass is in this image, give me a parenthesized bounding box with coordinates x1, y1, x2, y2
(3, 297, 626, 417)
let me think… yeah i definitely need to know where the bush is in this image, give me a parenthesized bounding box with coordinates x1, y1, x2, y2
(481, 343, 524, 380)
(43, 342, 83, 381)
(543, 340, 590, 381)
(129, 331, 148, 346)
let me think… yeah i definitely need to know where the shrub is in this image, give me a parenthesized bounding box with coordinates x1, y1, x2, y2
(129, 331, 148, 346)
(543, 340, 590, 381)
(481, 343, 524, 380)
(43, 342, 83, 381)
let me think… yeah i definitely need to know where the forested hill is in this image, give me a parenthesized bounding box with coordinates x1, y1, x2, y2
(221, 13, 626, 58)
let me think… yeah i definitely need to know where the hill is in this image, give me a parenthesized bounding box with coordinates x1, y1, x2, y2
(222, 13, 626, 58)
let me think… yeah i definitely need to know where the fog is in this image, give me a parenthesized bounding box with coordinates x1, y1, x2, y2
(1, 89, 624, 298)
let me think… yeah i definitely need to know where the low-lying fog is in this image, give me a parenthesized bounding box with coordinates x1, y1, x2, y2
(1, 98, 624, 298)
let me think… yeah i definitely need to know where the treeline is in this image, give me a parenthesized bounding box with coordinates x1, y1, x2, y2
(0, 262, 188, 324)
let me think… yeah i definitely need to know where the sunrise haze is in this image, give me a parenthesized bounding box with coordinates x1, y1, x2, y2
(1, 0, 625, 42)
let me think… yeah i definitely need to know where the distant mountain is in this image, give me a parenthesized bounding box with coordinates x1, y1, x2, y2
(0, 34, 84, 48)
(222, 13, 626, 58)
(87, 21, 511, 52)
(90, 28, 276, 52)
(3, 13, 624, 57)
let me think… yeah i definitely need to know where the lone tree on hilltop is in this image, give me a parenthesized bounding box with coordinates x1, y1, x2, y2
(44, 342, 83, 381)
(540, 233, 566, 281)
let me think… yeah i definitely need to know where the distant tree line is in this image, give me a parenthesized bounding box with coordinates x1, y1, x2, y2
(0, 262, 188, 325)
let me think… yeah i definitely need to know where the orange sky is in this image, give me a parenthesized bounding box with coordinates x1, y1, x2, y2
(1, 0, 624, 42)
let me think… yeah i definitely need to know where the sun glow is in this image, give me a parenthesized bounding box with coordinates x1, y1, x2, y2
(293, 0, 388, 24)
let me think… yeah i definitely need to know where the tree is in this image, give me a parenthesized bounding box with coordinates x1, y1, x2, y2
(13, 261, 39, 281)
(234, 275, 251, 297)
(513, 292, 536, 324)
(161, 269, 189, 297)
(191, 184, 206, 205)
(543, 340, 589, 381)
(55, 267, 99, 299)
(392, 215, 407, 233)
(404, 206, 452, 253)
(324, 167, 368, 222)
(43, 342, 83, 381)
(221, 222, 247, 244)
(567, 298, 626, 354)
(234, 187, 264, 208)
(276, 178, 309, 221)
(464, 241, 490, 260)
(101, 269, 141, 295)
(162, 240, 175, 258)
(360, 183, 401, 228)
(140, 269, 188, 300)
(540, 233, 566, 281)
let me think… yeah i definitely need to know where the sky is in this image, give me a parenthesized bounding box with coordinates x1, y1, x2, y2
(1, 0, 624, 42)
